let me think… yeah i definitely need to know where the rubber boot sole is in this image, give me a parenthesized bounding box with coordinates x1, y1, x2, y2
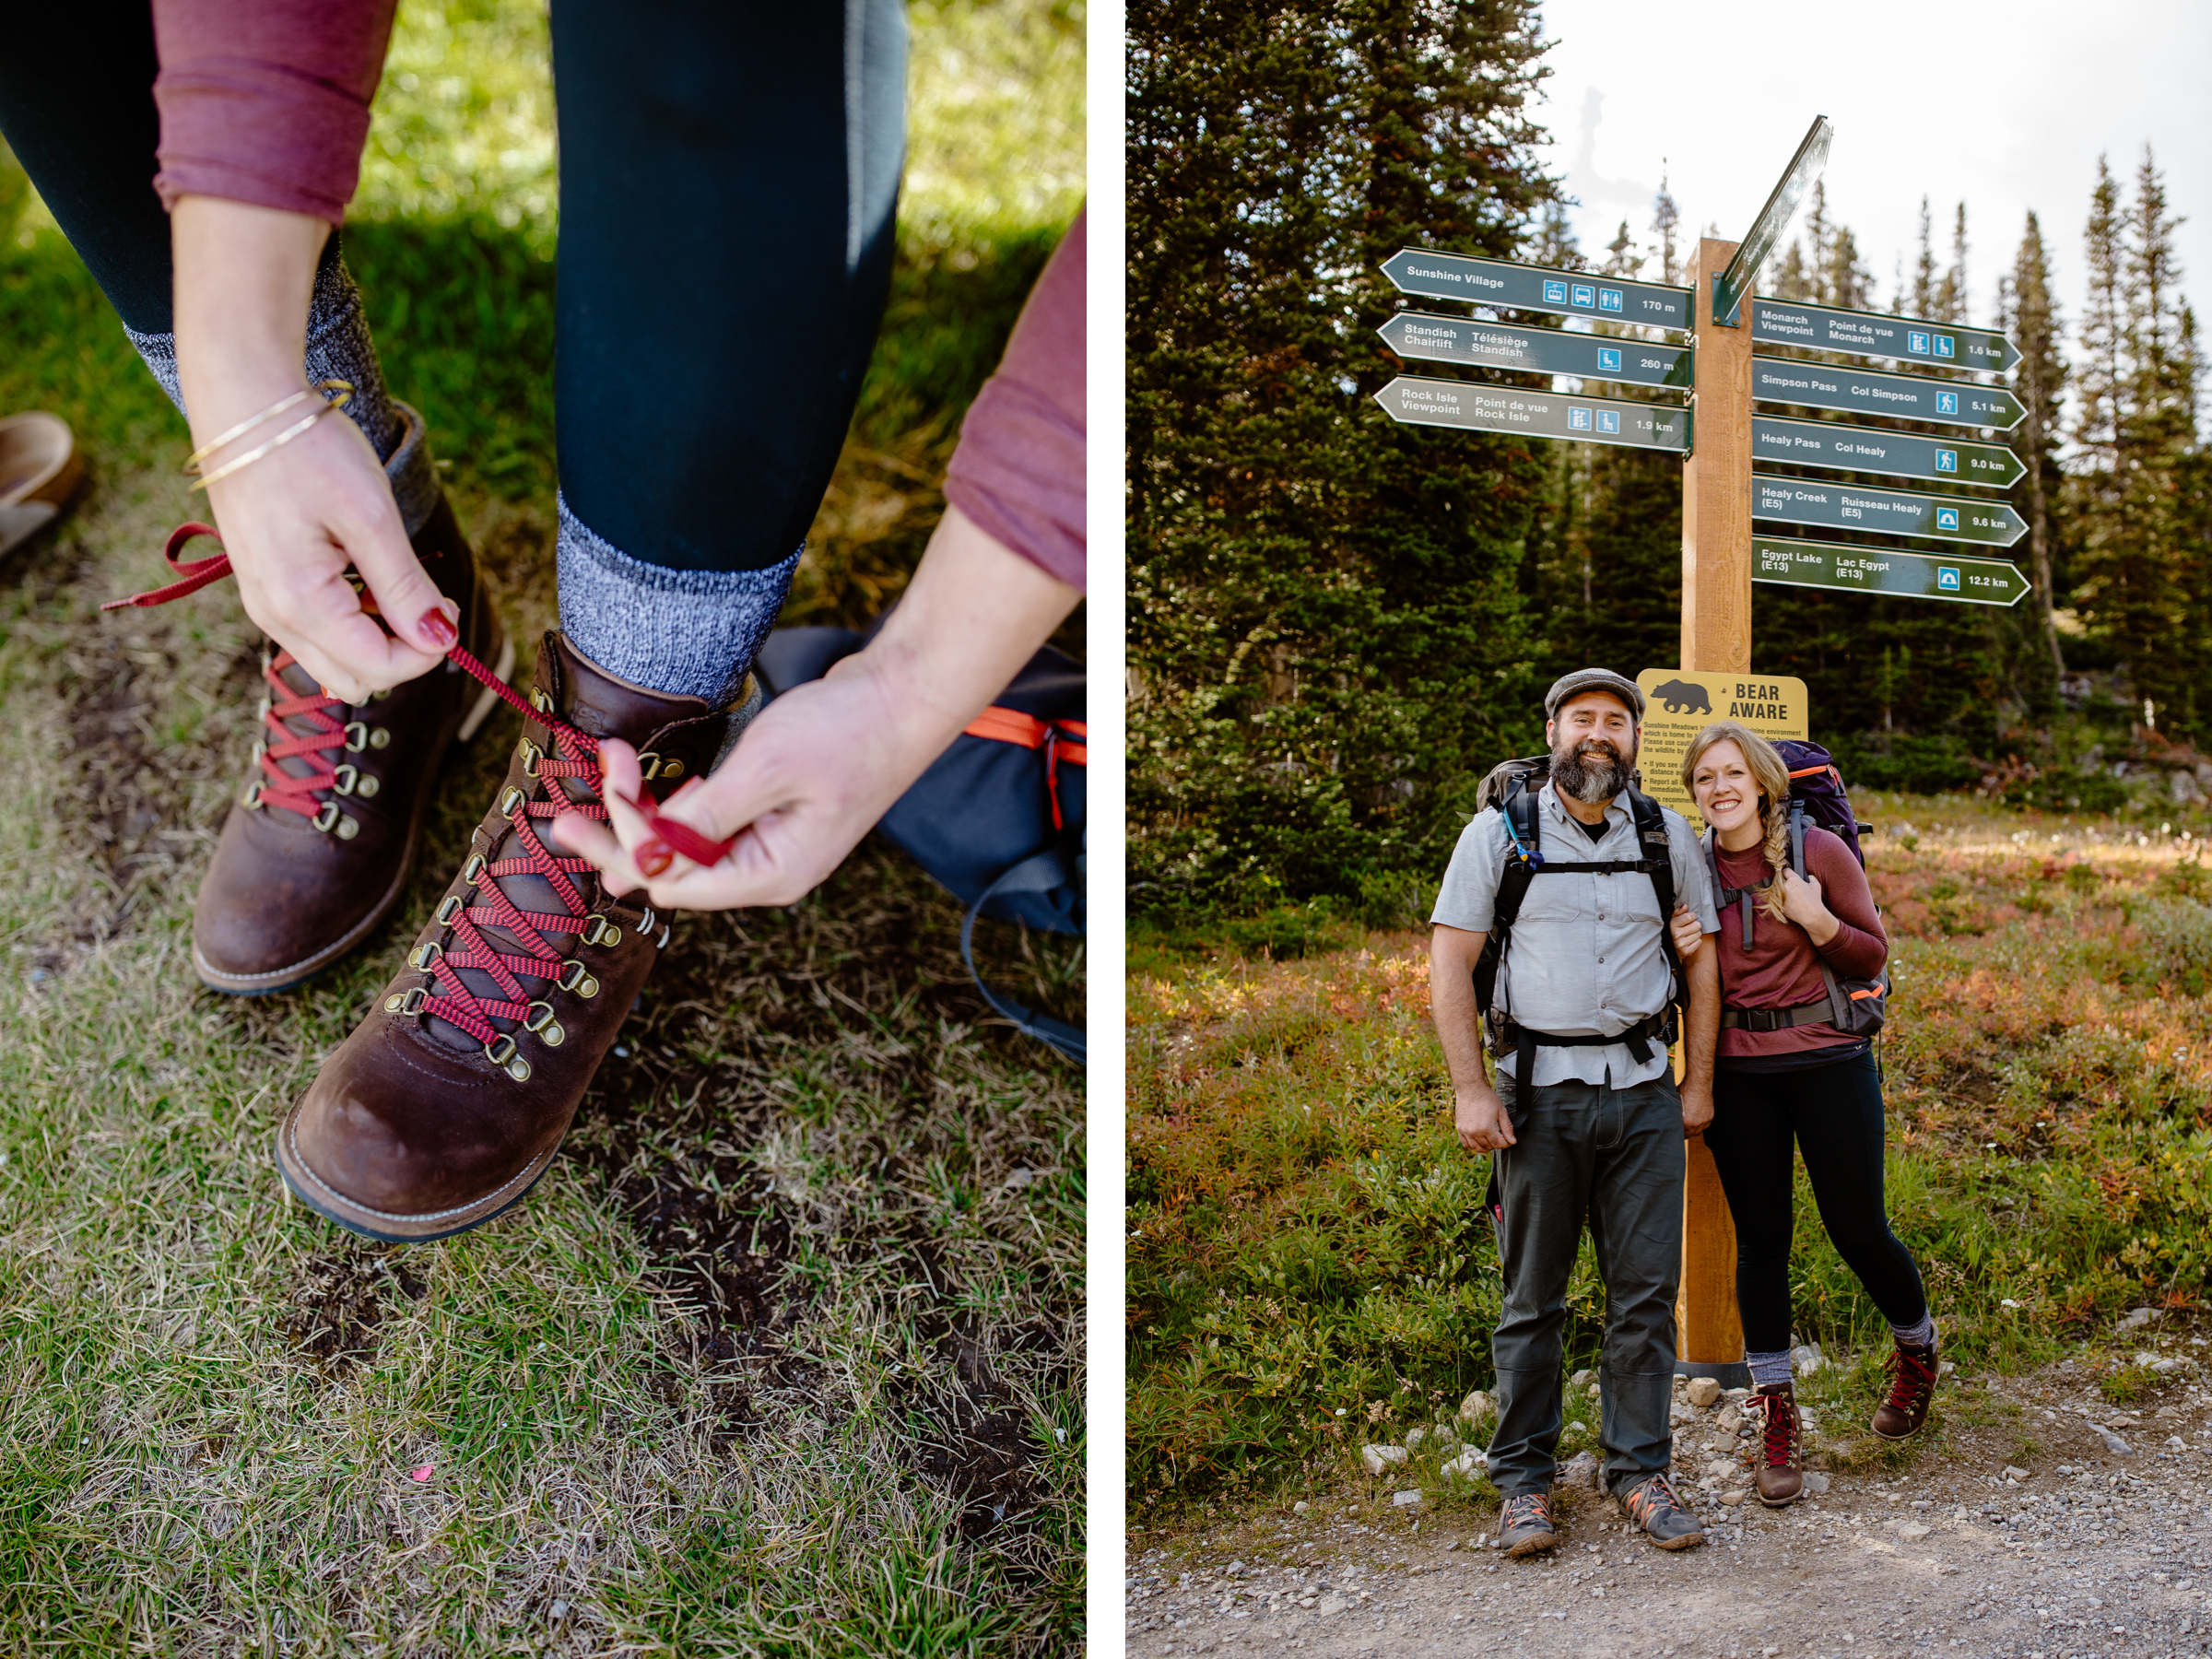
(195, 629, 515, 997)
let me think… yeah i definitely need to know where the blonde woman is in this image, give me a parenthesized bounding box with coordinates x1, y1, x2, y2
(1665, 722, 1936, 1508)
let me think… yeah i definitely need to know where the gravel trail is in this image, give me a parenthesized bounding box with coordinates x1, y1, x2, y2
(1128, 1358, 2212, 1659)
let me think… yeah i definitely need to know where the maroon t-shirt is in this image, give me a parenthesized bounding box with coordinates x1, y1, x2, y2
(1711, 824, 1887, 1062)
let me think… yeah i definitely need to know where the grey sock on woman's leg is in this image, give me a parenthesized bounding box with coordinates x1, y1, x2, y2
(121, 253, 431, 526)
(1746, 1350, 1794, 1390)
(554, 490, 797, 707)
(1889, 1313, 1937, 1350)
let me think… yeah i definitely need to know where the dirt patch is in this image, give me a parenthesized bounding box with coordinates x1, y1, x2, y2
(284, 1245, 429, 1370)
(900, 1324, 1054, 1543)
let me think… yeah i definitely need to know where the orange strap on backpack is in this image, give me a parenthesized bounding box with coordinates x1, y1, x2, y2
(962, 706, 1088, 830)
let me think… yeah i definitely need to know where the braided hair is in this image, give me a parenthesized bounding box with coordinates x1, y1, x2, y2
(1679, 720, 1793, 923)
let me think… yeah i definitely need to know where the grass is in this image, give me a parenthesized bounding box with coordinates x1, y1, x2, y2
(0, 1, 1085, 1651)
(1126, 795, 2212, 1519)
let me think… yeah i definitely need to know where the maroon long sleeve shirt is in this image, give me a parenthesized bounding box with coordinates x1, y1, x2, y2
(1712, 825, 1888, 1063)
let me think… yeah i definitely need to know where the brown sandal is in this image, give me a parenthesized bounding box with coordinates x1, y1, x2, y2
(0, 411, 83, 556)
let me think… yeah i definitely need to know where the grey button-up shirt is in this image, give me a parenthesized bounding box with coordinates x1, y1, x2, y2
(1430, 782, 1718, 1086)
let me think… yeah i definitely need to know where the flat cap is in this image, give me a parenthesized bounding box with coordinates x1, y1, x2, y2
(1545, 667, 1645, 721)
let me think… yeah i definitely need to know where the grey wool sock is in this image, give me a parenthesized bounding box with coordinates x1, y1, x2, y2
(1889, 1313, 1937, 1350)
(1746, 1349, 1794, 1390)
(123, 253, 433, 530)
(554, 490, 798, 707)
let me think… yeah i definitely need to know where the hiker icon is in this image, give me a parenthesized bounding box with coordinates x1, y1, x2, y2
(1650, 677, 1712, 716)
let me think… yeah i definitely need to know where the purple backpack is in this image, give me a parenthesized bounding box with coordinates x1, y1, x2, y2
(1773, 738, 1866, 869)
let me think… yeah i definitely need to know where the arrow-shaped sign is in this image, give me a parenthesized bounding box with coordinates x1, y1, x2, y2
(1380, 249, 1693, 332)
(1374, 375, 1690, 452)
(1377, 312, 1693, 390)
(1752, 473, 2027, 546)
(1752, 357, 2023, 429)
(1714, 116, 1832, 327)
(1752, 416, 2023, 488)
(1754, 536, 2030, 607)
(1748, 297, 2019, 373)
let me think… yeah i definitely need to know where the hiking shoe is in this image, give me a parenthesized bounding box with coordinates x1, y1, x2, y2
(1749, 1382, 1804, 1507)
(1497, 1491, 1559, 1558)
(1618, 1473, 1704, 1549)
(274, 631, 749, 1242)
(1873, 1339, 1938, 1440)
(190, 411, 511, 994)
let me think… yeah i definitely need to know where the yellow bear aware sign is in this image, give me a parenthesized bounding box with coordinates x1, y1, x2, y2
(1633, 669, 1809, 832)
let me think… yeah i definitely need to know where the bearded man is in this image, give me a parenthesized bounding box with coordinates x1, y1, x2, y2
(1428, 668, 1721, 1557)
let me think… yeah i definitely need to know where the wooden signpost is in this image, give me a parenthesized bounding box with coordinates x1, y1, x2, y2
(1373, 114, 2033, 1396)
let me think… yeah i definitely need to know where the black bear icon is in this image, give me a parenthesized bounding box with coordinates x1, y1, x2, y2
(1650, 677, 1712, 716)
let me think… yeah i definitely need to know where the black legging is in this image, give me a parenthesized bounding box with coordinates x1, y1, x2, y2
(1705, 1051, 1929, 1354)
(0, 0, 903, 575)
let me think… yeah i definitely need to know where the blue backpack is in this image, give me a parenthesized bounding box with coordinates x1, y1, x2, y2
(753, 625, 1085, 1063)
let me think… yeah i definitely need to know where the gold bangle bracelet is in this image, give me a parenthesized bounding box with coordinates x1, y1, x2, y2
(187, 388, 355, 493)
(182, 378, 355, 478)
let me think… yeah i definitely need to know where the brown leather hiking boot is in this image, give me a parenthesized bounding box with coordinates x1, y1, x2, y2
(192, 430, 511, 994)
(1749, 1382, 1805, 1507)
(1873, 1339, 1938, 1440)
(275, 631, 748, 1242)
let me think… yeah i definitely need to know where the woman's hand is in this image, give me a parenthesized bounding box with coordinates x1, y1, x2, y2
(1778, 865, 1840, 945)
(172, 197, 454, 702)
(1668, 902, 1705, 961)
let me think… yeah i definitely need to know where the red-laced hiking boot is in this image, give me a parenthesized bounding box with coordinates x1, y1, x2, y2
(110, 484, 511, 995)
(1872, 1340, 1938, 1440)
(1749, 1382, 1805, 1507)
(274, 631, 749, 1242)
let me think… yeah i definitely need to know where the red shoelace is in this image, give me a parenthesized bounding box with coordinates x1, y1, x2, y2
(1882, 1345, 1938, 1420)
(1756, 1391, 1798, 1467)
(109, 524, 742, 1065)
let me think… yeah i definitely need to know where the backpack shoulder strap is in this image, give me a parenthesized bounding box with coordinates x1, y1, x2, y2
(1630, 789, 1683, 997)
(1788, 798, 1808, 877)
(959, 852, 1084, 1063)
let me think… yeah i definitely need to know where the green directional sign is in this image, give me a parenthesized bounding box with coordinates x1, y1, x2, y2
(1752, 473, 2026, 546)
(1374, 375, 1690, 452)
(1748, 297, 2019, 373)
(1380, 249, 1693, 332)
(1714, 115, 1832, 327)
(1751, 356, 2023, 429)
(1751, 416, 2023, 488)
(1377, 312, 1692, 389)
(1753, 536, 2030, 607)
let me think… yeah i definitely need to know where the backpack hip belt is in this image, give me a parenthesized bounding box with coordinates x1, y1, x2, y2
(1488, 1006, 1677, 1085)
(1720, 998, 1832, 1032)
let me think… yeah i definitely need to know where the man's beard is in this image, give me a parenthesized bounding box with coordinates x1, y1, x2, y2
(1552, 737, 1632, 805)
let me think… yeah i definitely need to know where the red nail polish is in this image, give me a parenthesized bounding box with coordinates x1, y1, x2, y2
(419, 607, 458, 650)
(637, 840, 674, 878)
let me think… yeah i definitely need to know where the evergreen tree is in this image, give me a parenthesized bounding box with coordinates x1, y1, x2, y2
(1823, 225, 1873, 310)
(2008, 211, 2070, 684)
(1934, 202, 1968, 323)
(1912, 195, 1938, 316)
(1652, 168, 1680, 285)
(1126, 0, 1559, 910)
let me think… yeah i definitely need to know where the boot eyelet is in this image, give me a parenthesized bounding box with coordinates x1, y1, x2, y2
(358, 774, 380, 799)
(462, 853, 487, 884)
(250, 740, 266, 766)
(636, 750, 662, 780)
(505, 1054, 533, 1082)
(332, 763, 359, 795)
(483, 1033, 519, 1069)
(336, 815, 359, 840)
(370, 727, 391, 749)
(345, 721, 369, 752)
(312, 801, 346, 835)
(382, 986, 428, 1016)
(518, 739, 540, 777)
(499, 785, 527, 820)
(582, 914, 620, 947)
(241, 781, 264, 810)
(659, 758, 684, 780)
(408, 941, 442, 971)
(558, 959, 599, 998)
(530, 688, 553, 714)
(436, 895, 464, 926)
(524, 1002, 566, 1046)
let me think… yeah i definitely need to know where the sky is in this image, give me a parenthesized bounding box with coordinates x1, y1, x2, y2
(1532, 0, 2211, 353)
